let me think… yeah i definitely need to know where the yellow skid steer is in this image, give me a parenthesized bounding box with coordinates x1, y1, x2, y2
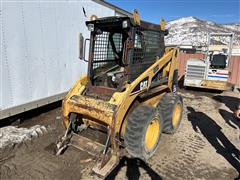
(56, 10, 183, 177)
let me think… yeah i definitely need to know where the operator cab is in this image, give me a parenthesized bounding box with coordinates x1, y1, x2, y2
(86, 17, 130, 89)
(209, 51, 227, 69)
(84, 16, 168, 99)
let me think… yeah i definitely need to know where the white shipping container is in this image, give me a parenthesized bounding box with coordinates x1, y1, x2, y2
(0, 0, 130, 119)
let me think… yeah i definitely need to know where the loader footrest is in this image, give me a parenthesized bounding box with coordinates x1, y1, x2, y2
(70, 133, 104, 156)
(92, 155, 119, 177)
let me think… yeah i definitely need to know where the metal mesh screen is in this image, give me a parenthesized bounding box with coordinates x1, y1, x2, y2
(144, 30, 164, 60)
(130, 28, 165, 81)
(93, 32, 123, 72)
(93, 32, 109, 68)
(92, 31, 126, 88)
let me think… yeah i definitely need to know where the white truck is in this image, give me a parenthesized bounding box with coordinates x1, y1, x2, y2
(184, 33, 234, 90)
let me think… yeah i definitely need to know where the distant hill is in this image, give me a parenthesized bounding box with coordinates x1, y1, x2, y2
(165, 16, 240, 46)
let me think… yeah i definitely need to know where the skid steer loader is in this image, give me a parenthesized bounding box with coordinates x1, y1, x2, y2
(56, 10, 183, 177)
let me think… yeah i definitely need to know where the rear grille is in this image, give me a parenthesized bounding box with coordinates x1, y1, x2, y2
(186, 65, 206, 79)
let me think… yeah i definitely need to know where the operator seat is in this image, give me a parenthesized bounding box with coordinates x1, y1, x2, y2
(210, 54, 227, 69)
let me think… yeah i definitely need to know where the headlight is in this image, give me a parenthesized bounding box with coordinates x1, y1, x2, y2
(122, 20, 128, 28)
(90, 15, 98, 21)
(87, 24, 94, 32)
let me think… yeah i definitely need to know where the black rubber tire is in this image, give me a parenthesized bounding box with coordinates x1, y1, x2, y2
(157, 93, 183, 134)
(124, 105, 163, 160)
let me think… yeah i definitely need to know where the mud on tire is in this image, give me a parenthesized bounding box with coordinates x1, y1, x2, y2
(124, 105, 163, 160)
(157, 93, 183, 134)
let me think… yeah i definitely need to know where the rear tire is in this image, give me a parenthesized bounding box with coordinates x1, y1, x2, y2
(124, 105, 163, 160)
(157, 93, 183, 134)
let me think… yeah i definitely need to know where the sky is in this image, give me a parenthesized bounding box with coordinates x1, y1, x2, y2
(106, 0, 240, 24)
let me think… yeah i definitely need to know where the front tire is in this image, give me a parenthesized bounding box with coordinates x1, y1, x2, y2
(124, 105, 163, 160)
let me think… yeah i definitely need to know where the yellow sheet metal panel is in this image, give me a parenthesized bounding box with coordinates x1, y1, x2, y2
(201, 80, 230, 90)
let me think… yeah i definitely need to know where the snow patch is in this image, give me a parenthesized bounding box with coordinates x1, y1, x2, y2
(167, 16, 197, 26)
(0, 125, 47, 149)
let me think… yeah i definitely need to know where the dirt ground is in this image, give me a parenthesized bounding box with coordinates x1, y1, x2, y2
(0, 89, 240, 180)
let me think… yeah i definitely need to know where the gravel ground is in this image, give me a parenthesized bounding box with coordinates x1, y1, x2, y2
(0, 89, 239, 180)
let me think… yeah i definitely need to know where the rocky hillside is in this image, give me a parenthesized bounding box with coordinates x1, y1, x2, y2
(165, 16, 240, 46)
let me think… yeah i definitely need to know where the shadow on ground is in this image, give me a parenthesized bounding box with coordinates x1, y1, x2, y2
(187, 106, 240, 178)
(213, 95, 240, 112)
(105, 156, 162, 180)
(219, 109, 240, 129)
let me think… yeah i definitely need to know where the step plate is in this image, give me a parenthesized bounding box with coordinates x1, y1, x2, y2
(70, 133, 104, 156)
(92, 155, 119, 177)
(69, 133, 119, 177)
